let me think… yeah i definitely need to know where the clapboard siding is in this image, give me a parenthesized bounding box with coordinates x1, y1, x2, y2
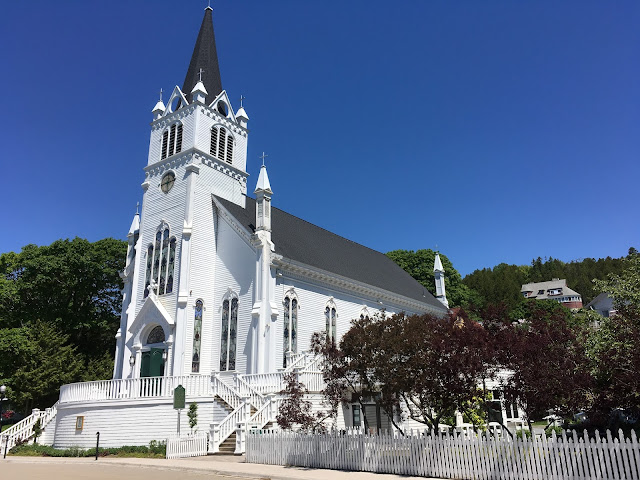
(54, 397, 225, 449)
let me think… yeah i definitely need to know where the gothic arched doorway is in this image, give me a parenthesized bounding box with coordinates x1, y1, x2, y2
(140, 325, 166, 378)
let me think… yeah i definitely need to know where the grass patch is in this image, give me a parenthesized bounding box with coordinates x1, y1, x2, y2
(9, 440, 166, 458)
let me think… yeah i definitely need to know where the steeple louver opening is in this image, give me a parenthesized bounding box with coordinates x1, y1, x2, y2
(182, 7, 223, 105)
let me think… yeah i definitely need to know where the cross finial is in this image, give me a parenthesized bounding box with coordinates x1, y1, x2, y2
(240, 95, 246, 108)
(259, 152, 268, 167)
(435, 244, 439, 252)
(159, 88, 163, 101)
(208, 0, 211, 8)
(136, 202, 140, 215)
(197, 68, 205, 83)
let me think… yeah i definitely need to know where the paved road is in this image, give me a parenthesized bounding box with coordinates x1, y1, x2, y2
(3, 455, 434, 480)
(3, 461, 242, 479)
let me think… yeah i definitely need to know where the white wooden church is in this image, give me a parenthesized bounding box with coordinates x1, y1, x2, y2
(6, 7, 463, 453)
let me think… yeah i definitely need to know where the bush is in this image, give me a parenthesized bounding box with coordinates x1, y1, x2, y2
(9, 440, 166, 458)
(516, 429, 532, 439)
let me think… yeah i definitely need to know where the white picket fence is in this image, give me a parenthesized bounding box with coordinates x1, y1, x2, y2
(166, 433, 208, 459)
(246, 428, 640, 479)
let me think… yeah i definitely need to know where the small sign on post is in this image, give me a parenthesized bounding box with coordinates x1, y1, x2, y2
(174, 385, 185, 435)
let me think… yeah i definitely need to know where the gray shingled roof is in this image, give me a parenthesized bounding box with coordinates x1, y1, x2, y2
(214, 195, 446, 312)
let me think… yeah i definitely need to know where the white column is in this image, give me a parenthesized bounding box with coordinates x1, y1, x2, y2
(174, 162, 200, 376)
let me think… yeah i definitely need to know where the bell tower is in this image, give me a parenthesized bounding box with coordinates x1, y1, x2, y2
(118, 6, 251, 379)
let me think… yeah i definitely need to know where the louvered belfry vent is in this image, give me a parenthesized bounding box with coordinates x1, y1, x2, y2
(210, 126, 234, 165)
(159, 123, 184, 161)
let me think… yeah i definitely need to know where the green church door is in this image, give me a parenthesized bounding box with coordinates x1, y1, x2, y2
(140, 348, 165, 378)
(140, 348, 165, 396)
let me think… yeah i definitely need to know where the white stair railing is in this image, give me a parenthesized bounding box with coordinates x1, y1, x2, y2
(1, 402, 58, 452)
(234, 375, 267, 410)
(211, 374, 242, 410)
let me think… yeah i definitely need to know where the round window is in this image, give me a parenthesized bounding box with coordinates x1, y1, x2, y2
(160, 172, 175, 193)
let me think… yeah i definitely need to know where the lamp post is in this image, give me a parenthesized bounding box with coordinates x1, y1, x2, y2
(129, 355, 136, 379)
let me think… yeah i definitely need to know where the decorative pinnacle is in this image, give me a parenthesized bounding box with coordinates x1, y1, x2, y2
(259, 152, 268, 167)
(198, 68, 205, 83)
(240, 95, 246, 108)
(159, 88, 163, 101)
(136, 202, 140, 215)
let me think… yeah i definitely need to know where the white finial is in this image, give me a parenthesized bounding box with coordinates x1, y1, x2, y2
(240, 95, 246, 108)
(259, 152, 268, 167)
(136, 202, 140, 215)
(159, 88, 163, 101)
(198, 68, 205, 83)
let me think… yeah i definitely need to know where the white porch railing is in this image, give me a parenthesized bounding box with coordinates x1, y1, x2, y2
(1, 402, 58, 452)
(166, 432, 208, 459)
(59, 375, 212, 403)
(242, 372, 285, 394)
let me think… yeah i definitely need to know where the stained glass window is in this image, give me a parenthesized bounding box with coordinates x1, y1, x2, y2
(291, 298, 298, 353)
(325, 304, 337, 342)
(151, 231, 161, 290)
(283, 297, 290, 368)
(192, 300, 203, 373)
(144, 245, 153, 298)
(147, 325, 165, 344)
(166, 238, 176, 294)
(159, 230, 169, 295)
(144, 225, 176, 297)
(283, 295, 298, 368)
(220, 296, 238, 371)
(220, 299, 229, 371)
(229, 298, 238, 371)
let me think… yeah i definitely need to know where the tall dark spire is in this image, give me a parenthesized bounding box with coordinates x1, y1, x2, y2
(182, 7, 223, 105)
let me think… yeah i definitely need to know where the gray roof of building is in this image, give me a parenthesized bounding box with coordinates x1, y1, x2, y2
(214, 195, 447, 312)
(521, 278, 581, 299)
(585, 292, 613, 310)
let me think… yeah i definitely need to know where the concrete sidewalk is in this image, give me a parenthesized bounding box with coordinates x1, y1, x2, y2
(3, 455, 439, 480)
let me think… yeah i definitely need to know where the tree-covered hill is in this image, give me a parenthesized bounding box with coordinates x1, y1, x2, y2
(462, 250, 635, 309)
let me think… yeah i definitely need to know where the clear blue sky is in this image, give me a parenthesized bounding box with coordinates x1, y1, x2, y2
(2, 1, 638, 276)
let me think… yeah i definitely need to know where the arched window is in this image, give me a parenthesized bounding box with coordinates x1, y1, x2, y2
(210, 126, 234, 165)
(147, 325, 165, 344)
(283, 292, 298, 367)
(166, 238, 176, 294)
(325, 300, 337, 343)
(359, 307, 370, 321)
(144, 223, 177, 298)
(160, 122, 183, 160)
(220, 295, 238, 371)
(144, 244, 153, 297)
(192, 300, 203, 373)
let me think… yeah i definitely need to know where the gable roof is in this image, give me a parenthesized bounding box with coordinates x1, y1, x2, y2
(215, 195, 447, 312)
(521, 278, 581, 299)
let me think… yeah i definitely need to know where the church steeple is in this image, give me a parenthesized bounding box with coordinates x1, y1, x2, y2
(182, 7, 223, 105)
(434, 252, 449, 309)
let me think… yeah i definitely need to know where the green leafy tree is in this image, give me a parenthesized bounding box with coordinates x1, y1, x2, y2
(187, 403, 198, 433)
(587, 251, 640, 425)
(0, 237, 126, 359)
(5, 321, 83, 412)
(386, 249, 478, 307)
